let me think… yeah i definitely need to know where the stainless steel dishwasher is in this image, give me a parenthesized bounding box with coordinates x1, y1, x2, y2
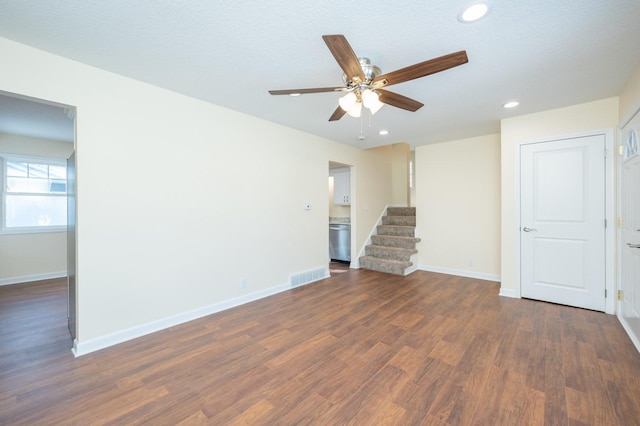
(329, 223, 351, 261)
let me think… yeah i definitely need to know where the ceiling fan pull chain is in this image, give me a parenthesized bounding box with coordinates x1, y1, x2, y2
(358, 114, 366, 140)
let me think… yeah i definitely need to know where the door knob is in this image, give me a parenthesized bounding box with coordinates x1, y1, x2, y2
(627, 243, 640, 249)
(523, 227, 538, 232)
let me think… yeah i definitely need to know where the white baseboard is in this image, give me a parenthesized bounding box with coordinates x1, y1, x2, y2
(498, 287, 518, 298)
(0, 271, 66, 286)
(404, 264, 419, 275)
(72, 281, 293, 357)
(418, 264, 500, 283)
(617, 315, 640, 353)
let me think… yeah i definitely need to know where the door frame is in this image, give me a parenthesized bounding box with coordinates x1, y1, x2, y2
(617, 105, 640, 351)
(67, 150, 77, 340)
(328, 161, 355, 267)
(514, 129, 615, 314)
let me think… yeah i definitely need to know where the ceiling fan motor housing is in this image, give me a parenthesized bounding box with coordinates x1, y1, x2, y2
(342, 57, 381, 87)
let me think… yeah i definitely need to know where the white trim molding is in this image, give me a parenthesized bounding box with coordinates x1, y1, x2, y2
(618, 317, 640, 353)
(498, 287, 518, 298)
(418, 264, 500, 283)
(616, 105, 640, 353)
(0, 271, 66, 286)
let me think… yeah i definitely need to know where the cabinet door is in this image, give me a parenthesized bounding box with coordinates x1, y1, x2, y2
(333, 171, 350, 205)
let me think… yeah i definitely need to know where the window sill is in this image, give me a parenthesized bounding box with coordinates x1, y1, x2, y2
(0, 226, 67, 235)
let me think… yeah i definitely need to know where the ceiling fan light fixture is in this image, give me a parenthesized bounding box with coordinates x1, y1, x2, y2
(362, 89, 378, 107)
(339, 92, 357, 112)
(370, 100, 384, 115)
(362, 89, 384, 115)
(346, 101, 363, 118)
(368, 102, 384, 115)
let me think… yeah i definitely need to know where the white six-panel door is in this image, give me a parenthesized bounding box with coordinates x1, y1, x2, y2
(520, 134, 606, 311)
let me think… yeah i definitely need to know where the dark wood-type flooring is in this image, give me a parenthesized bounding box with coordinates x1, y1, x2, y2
(2, 270, 640, 425)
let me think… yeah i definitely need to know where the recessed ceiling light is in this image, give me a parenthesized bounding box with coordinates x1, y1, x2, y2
(502, 101, 519, 109)
(379, 130, 389, 135)
(289, 93, 301, 97)
(458, 3, 489, 23)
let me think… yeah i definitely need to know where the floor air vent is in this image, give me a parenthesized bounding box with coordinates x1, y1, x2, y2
(290, 267, 326, 288)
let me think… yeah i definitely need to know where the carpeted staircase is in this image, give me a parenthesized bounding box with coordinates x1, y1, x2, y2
(359, 207, 420, 276)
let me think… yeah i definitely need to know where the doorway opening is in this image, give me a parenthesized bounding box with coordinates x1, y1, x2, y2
(329, 161, 353, 274)
(0, 91, 77, 344)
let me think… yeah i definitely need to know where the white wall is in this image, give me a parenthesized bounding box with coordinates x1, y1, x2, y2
(415, 134, 501, 280)
(0, 37, 393, 353)
(0, 233, 68, 284)
(410, 151, 416, 207)
(620, 64, 640, 125)
(0, 133, 73, 158)
(0, 133, 73, 284)
(350, 146, 393, 251)
(391, 143, 410, 206)
(500, 97, 619, 294)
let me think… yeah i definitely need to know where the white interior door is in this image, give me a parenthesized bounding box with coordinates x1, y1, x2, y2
(619, 125, 640, 349)
(520, 134, 606, 311)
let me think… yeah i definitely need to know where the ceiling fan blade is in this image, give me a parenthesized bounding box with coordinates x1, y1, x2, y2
(269, 87, 344, 95)
(329, 106, 347, 121)
(322, 35, 365, 82)
(374, 51, 468, 87)
(377, 89, 424, 112)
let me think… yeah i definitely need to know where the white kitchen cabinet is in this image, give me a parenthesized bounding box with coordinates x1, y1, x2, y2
(332, 168, 350, 205)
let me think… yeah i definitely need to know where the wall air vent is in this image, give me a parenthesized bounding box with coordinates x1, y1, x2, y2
(290, 267, 327, 288)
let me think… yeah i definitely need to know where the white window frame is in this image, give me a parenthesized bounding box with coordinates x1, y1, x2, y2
(1, 153, 67, 235)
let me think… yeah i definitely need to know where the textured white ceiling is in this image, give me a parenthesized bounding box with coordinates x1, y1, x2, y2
(0, 0, 638, 148)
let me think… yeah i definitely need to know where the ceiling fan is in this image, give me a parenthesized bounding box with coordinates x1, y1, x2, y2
(269, 34, 468, 121)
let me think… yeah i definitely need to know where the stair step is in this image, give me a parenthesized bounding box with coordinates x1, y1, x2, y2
(360, 207, 419, 276)
(365, 245, 417, 262)
(377, 225, 416, 237)
(371, 235, 421, 249)
(382, 215, 416, 226)
(386, 207, 416, 217)
(359, 256, 412, 276)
